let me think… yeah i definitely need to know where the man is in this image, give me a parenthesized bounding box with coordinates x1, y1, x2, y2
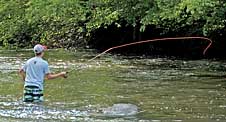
(19, 44, 67, 102)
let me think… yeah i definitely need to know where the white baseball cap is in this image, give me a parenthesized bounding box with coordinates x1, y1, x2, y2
(33, 44, 47, 54)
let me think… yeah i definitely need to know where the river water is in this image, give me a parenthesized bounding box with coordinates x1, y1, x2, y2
(0, 49, 226, 122)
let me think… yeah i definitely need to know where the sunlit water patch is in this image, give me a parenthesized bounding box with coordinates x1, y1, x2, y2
(0, 102, 89, 120)
(0, 101, 142, 121)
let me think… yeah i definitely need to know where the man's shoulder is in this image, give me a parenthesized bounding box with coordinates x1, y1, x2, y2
(38, 58, 48, 65)
(27, 57, 48, 65)
(27, 57, 36, 62)
(41, 59, 48, 65)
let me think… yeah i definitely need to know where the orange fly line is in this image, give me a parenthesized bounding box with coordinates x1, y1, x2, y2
(88, 36, 213, 62)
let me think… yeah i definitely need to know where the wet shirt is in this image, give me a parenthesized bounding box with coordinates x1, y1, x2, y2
(22, 57, 50, 90)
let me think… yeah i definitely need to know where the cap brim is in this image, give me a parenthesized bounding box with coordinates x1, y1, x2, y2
(42, 45, 47, 50)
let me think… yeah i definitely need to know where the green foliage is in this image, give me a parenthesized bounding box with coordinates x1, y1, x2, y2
(86, 0, 154, 32)
(0, 0, 225, 48)
(0, 0, 28, 48)
(0, 0, 87, 48)
(141, 0, 226, 36)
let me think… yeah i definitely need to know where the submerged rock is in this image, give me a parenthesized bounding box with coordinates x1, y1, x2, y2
(102, 103, 138, 116)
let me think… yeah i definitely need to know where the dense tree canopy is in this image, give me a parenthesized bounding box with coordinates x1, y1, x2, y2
(0, 0, 225, 53)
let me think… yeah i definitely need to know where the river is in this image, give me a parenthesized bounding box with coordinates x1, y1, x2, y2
(0, 49, 226, 122)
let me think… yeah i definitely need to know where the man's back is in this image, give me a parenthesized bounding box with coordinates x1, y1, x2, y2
(23, 57, 50, 90)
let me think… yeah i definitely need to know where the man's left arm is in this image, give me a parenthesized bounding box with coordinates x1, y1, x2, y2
(18, 69, 25, 82)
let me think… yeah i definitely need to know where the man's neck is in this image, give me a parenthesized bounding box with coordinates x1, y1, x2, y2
(36, 55, 43, 58)
(35, 52, 43, 58)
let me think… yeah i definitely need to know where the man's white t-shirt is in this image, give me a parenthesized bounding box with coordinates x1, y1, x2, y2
(22, 57, 50, 90)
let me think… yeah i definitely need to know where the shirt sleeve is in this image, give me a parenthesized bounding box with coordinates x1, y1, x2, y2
(44, 62, 50, 74)
(22, 62, 27, 72)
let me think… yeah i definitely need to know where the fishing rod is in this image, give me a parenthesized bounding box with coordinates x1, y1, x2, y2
(67, 36, 213, 73)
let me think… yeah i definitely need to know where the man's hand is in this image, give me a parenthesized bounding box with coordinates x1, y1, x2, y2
(60, 72, 68, 78)
(18, 68, 25, 82)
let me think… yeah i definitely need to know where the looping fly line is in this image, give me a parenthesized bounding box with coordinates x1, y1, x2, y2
(88, 37, 212, 62)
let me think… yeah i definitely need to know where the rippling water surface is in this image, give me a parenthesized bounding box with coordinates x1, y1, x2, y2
(0, 49, 226, 122)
